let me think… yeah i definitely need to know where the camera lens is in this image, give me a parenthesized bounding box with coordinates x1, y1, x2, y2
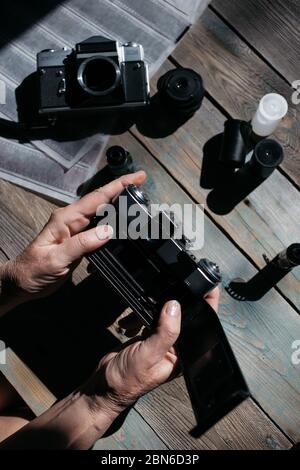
(175, 77, 189, 90)
(77, 56, 121, 96)
(157, 68, 204, 110)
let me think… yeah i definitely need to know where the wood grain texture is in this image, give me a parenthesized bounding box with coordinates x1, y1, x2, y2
(107, 133, 300, 442)
(136, 380, 291, 450)
(212, 0, 300, 85)
(1, 348, 56, 416)
(0, 135, 296, 447)
(132, 61, 300, 311)
(0, 136, 296, 448)
(172, 8, 300, 186)
(94, 408, 168, 450)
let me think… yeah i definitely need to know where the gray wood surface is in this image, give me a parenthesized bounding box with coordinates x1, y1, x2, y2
(212, 0, 300, 85)
(136, 381, 290, 450)
(109, 132, 300, 443)
(1, 349, 166, 450)
(0, 0, 300, 450)
(173, 8, 300, 187)
(3, 346, 288, 450)
(0, 134, 294, 449)
(132, 61, 300, 312)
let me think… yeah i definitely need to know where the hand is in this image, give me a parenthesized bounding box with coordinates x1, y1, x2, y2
(85, 287, 219, 417)
(0, 171, 146, 310)
(119, 287, 220, 337)
(85, 300, 182, 416)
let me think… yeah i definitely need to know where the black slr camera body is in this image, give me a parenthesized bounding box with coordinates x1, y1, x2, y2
(87, 185, 249, 436)
(37, 36, 150, 116)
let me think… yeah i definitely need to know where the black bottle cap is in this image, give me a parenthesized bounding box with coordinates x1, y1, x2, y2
(106, 146, 128, 168)
(253, 139, 284, 168)
(287, 243, 300, 266)
(249, 139, 284, 179)
(157, 68, 204, 111)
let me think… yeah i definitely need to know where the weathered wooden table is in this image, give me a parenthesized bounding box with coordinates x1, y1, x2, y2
(0, 0, 300, 450)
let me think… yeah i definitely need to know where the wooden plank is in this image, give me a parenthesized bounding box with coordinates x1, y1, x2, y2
(136, 380, 291, 450)
(94, 408, 167, 450)
(1, 348, 56, 416)
(1, 340, 290, 450)
(108, 132, 300, 442)
(0, 180, 55, 258)
(0, 180, 88, 284)
(1, 349, 166, 450)
(0, 140, 293, 447)
(172, 8, 300, 186)
(211, 0, 300, 85)
(132, 61, 300, 312)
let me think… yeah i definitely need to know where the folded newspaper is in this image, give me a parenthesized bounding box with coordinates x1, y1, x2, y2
(0, 0, 208, 203)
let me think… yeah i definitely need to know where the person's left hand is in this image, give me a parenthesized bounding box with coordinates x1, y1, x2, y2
(0, 171, 146, 309)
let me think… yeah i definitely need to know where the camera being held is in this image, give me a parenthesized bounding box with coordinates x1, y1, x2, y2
(87, 184, 249, 436)
(37, 36, 150, 117)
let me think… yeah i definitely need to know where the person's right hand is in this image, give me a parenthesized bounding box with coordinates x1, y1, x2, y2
(83, 300, 182, 416)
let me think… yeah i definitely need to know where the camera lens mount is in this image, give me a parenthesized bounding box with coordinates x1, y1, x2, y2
(77, 56, 121, 96)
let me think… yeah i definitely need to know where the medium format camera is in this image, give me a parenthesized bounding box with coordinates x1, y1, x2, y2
(87, 185, 249, 436)
(37, 36, 150, 116)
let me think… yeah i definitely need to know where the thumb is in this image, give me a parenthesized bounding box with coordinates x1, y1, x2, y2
(58, 225, 114, 265)
(140, 300, 181, 367)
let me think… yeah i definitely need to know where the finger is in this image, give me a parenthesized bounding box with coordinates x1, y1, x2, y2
(204, 287, 220, 312)
(139, 300, 181, 367)
(56, 225, 114, 265)
(69, 171, 147, 220)
(38, 172, 147, 245)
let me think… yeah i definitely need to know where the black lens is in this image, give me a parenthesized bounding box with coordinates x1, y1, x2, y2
(254, 139, 284, 167)
(175, 77, 189, 90)
(167, 71, 201, 100)
(287, 243, 300, 265)
(78, 57, 120, 95)
(107, 146, 127, 167)
(157, 68, 204, 109)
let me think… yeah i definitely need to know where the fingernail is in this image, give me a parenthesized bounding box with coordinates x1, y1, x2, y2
(166, 300, 180, 317)
(96, 224, 114, 240)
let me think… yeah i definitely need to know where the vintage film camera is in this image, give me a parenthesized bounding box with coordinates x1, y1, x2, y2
(37, 36, 150, 116)
(87, 185, 249, 436)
